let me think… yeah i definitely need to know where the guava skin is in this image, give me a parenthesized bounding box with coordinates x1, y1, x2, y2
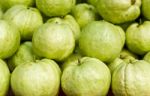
(87, 0, 98, 6)
(143, 51, 150, 63)
(36, 0, 76, 17)
(7, 41, 40, 72)
(3, 5, 43, 40)
(61, 57, 111, 96)
(11, 59, 61, 96)
(96, 0, 141, 24)
(142, 0, 150, 20)
(71, 3, 99, 28)
(112, 60, 150, 96)
(0, 20, 20, 59)
(126, 21, 150, 55)
(79, 20, 125, 63)
(32, 21, 75, 61)
(47, 15, 80, 43)
(0, 59, 10, 96)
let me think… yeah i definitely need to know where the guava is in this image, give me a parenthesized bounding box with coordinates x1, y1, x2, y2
(36, 0, 76, 17)
(96, 0, 141, 24)
(79, 20, 125, 63)
(32, 21, 75, 61)
(3, 5, 43, 40)
(11, 59, 61, 96)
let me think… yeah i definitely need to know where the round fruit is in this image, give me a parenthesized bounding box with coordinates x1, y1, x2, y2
(61, 57, 111, 96)
(96, 0, 141, 24)
(8, 41, 40, 72)
(11, 59, 61, 96)
(0, 59, 10, 96)
(79, 20, 125, 63)
(126, 21, 150, 55)
(112, 58, 150, 95)
(0, 20, 20, 59)
(71, 3, 99, 28)
(36, 0, 75, 17)
(32, 21, 75, 61)
(4, 5, 43, 40)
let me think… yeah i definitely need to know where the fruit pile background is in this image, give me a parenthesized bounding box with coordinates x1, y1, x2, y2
(1, 0, 150, 96)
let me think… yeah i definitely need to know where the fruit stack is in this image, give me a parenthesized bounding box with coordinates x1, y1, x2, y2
(0, 0, 150, 96)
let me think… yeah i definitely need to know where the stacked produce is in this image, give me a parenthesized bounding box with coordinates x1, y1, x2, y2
(0, 0, 150, 96)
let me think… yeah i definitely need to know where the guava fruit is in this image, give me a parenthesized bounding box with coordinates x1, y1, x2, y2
(71, 3, 99, 28)
(79, 20, 125, 63)
(3, 5, 43, 40)
(0, 20, 20, 59)
(112, 58, 150, 96)
(126, 21, 150, 55)
(142, 0, 150, 20)
(36, 0, 76, 17)
(11, 59, 61, 96)
(32, 20, 75, 61)
(61, 57, 111, 96)
(96, 0, 141, 24)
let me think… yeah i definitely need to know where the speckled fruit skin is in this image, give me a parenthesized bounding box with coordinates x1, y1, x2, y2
(11, 59, 61, 96)
(0, 20, 20, 59)
(79, 20, 125, 63)
(61, 57, 111, 96)
(3, 5, 43, 40)
(36, 0, 76, 17)
(32, 21, 75, 61)
(96, 0, 141, 24)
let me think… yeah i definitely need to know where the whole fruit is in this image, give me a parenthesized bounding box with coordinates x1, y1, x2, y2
(0, 59, 10, 96)
(0, 20, 20, 59)
(112, 58, 150, 95)
(36, 0, 75, 17)
(11, 59, 61, 96)
(79, 20, 125, 63)
(96, 0, 141, 24)
(71, 3, 99, 28)
(47, 15, 80, 43)
(142, 0, 150, 20)
(126, 21, 150, 55)
(8, 41, 40, 72)
(61, 57, 111, 96)
(32, 21, 75, 61)
(4, 5, 43, 40)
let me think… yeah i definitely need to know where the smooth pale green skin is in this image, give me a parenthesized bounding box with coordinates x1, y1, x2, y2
(0, 59, 10, 96)
(11, 59, 61, 96)
(142, 0, 150, 20)
(3, 5, 43, 40)
(87, 0, 98, 6)
(36, 0, 75, 17)
(71, 3, 99, 28)
(79, 20, 125, 63)
(0, 0, 34, 11)
(0, 20, 20, 59)
(108, 49, 137, 73)
(47, 15, 80, 43)
(96, 0, 141, 24)
(32, 22, 75, 61)
(143, 51, 150, 63)
(61, 53, 82, 71)
(0, 8, 3, 19)
(126, 21, 150, 55)
(112, 60, 150, 96)
(61, 57, 111, 96)
(8, 41, 40, 72)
